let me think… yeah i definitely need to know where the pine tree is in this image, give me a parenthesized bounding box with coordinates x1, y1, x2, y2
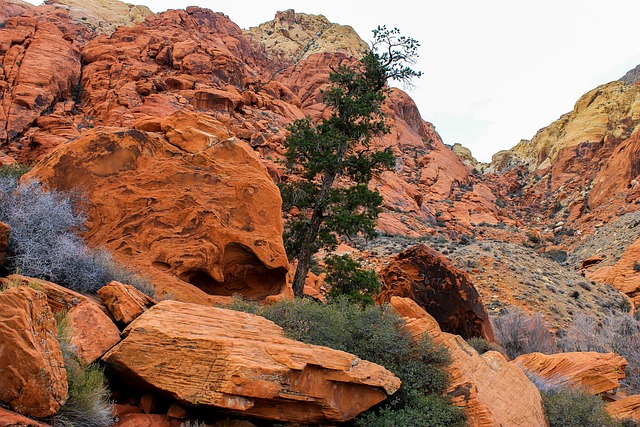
(280, 26, 422, 297)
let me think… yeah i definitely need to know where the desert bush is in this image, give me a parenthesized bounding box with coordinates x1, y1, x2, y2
(491, 306, 558, 359)
(0, 177, 153, 296)
(231, 296, 465, 426)
(323, 253, 381, 305)
(542, 388, 620, 427)
(466, 336, 493, 354)
(560, 314, 640, 393)
(0, 163, 31, 178)
(52, 314, 114, 427)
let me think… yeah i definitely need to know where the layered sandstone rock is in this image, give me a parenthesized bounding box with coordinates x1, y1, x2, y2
(46, 0, 153, 34)
(606, 395, 640, 422)
(0, 13, 82, 143)
(66, 301, 120, 364)
(0, 221, 9, 267)
(602, 237, 640, 308)
(27, 112, 291, 304)
(390, 297, 547, 427)
(98, 281, 156, 324)
(103, 300, 400, 424)
(514, 351, 628, 395)
(0, 407, 52, 427)
(244, 9, 368, 64)
(0, 286, 68, 417)
(377, 244, 495, 340)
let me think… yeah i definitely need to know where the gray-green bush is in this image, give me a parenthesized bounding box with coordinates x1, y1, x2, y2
(542, 388, 620, 427)
(491, 306, 558, 359)
(0, 176, 153, 296)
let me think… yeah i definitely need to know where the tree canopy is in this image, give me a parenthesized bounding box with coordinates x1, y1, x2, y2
(280, 26, 422, 297)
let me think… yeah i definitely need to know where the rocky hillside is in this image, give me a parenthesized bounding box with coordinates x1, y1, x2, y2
(2, 0, 640, 425)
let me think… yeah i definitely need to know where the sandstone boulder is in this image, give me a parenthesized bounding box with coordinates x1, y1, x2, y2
(27, 112, 291, 304)
(103, 300, 400, 424)
(98, 281, 156, 324)
(112, 413, 182, 427)
(378, 244, 495, 340)
(0, 406, 51, 427)
(514, 351, 628, 395)
(67, 301, 120, 364)
(606, 395, 640, 422)
(390, 297, 547, 427)
(0, 221, 9, 267)
(0, 286, 68, 417)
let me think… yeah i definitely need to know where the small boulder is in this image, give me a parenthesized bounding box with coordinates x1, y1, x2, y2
(112, 413, 182, 427)
(0, 406, 52, 427)
(514, 351, 628, 395)
(67, 301, 121, 364)
(606, 395, 640, 422)
(378, 244, 495, 340)
(0, 286, 68, 418)
(98, 281, 156, 324)
(103, 300, 400, 424)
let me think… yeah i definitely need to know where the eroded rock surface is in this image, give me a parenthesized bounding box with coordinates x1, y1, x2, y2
(378, 244, 495, 340)
(98, 281, 156, 324)
(103, 300, 400, 424)
(27, 112, 291, 303)
(0, 286, 68, 418)
(67, 300, 120, 364)
(390, 297, 547, 427)
(514, 351, 628, 395)
(606, 395, 640, 422)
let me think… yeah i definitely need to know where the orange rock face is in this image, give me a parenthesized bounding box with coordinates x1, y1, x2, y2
(378, 244, 495, 341)
(103, 300, 400, 424)
(98, 281, 156, 324)
(0, 221, 9, 267)
(390, 297, 548, 427)
(0, 406, 52, 427)
(27, 112, 291, 304)
(0, 286, 68, 418)
(603, 237, 640, 308)
(606, 395, 640, 422)
(67, 301, 121, 364)
(514, 351, 628, 395)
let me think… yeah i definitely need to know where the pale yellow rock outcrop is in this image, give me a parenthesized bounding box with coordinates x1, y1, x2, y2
(47, 0, 153, 34)
(244, 9, 369, 63)
(493, 80, 640, 172)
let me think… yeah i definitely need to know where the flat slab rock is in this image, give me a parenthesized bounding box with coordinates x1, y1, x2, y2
(102, 300, 400, 424)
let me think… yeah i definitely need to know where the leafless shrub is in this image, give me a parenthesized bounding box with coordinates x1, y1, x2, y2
(560, 313, 640, 393)
(491, 306, 558, 359)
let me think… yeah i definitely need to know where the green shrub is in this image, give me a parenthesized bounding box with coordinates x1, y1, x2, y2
(466, 336, 492, 354)
(52, 314, 114, 427)
(231, 296, 465, 426)
(0, 163, 31, 178)
(324, 253, 381, 305)
(542, 388, 620, 427)
(355, 393, 466, 427)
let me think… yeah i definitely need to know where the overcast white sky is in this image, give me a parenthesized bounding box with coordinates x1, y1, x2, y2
(25, 0, 640, 161)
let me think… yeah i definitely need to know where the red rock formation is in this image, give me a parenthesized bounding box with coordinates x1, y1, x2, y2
(390, 297, 548, 427)
(98, 281, 155, 324)
(0, 406, 52, 427)
(0, 221, 9, 267)
(0, 286, 68, 418)
(377, 244, 495, 341)
(514, 351, 628, 395)
(603, 237, 640, 308)
(27, 112, 291, 304)
(103, 300, 400, 424)
(606, 395, 640, 422)
(67, 300, 120, 364)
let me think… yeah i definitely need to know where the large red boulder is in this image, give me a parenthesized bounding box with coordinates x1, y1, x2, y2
(27, 112, 291, 304)
(378, 244, 495, 341)
(103, 300, 400, 424)
(0, 286, 68, 418)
